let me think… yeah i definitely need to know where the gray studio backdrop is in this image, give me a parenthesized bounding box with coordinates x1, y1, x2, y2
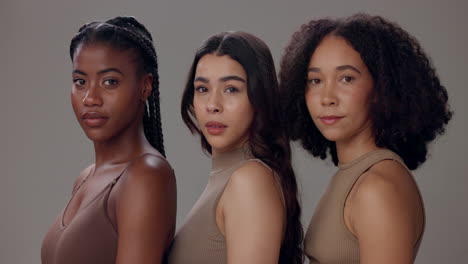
(2, 0, 467, 263)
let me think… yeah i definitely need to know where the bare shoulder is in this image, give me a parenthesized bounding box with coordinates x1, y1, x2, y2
(222, 160, 283, 209)
(114, 154, 176, 262)
(356, 159, 418, 200)
(349, 159, 423, 246)
(220, 160, 284, 263)
(115, 153, 176, 217)
(228, 160, 278, 194)
(72, 164, 94, 193)
(123, 153, 175, 186)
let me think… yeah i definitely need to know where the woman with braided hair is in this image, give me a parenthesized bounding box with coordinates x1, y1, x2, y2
(280, 13, 452, 263)
(41, 16, 176, 264)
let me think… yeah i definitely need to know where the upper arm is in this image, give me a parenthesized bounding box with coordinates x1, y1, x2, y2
(349, 161, 424, 264)
(221, 161, 284, 264)
(115, 155, 177, 264)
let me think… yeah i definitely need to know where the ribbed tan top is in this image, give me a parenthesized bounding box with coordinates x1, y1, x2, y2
(167, 147, 258, 264)
(304, 149, 424, 263)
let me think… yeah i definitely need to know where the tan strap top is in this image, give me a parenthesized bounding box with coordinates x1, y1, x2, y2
(41, 154, 172, 264)
(304, 149, 425, 264)
(41, 167, 125, 264)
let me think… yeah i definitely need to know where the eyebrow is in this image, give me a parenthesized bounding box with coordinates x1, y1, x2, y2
(72, 68, 124, 76)
(194, 76, 209, 83)
(220, 75, 246, 83)
(336, 65, 361, 74)
(72, 69, 87, 76)
(194, 75, 246, 83)
(307, 65, 361, 74)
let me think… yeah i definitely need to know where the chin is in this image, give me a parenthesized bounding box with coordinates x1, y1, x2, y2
(207, 142, 230, 153)
(207, 140, 239, 154)
(320, 131, 343, 142)
(83, 130, 113, 143)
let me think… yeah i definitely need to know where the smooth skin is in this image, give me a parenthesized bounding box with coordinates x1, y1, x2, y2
(68, 43, 176, 264)
(306, 35, 424, 264)
(193, 54, 285, 264)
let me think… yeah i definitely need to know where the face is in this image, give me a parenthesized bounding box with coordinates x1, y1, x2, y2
(193, 54, 254, 155)
(305, 35, 374, 144)
(71, 43, 152, 142)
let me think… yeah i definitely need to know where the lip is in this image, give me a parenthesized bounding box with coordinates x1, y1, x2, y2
(81, 112, 109, 127)
(319, 116, 343, 125)
(205, 121, 227, 135)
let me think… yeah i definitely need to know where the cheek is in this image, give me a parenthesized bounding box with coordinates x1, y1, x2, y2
(304, 90, 320, 116)
(231, 99, 254, 131)
(113, 86, 142, 110)
(192, 97, 205, 123)
(345, 87, 372, 115)
(70, 90, 82, 115)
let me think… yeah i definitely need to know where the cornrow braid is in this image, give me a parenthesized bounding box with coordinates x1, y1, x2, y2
(110, 22, 166, 157)
(69, 16, 166, 157)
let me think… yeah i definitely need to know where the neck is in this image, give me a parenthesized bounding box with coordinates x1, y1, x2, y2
(211, 139, 249, 158)
(335, 125, 379, 164)
(211, 145, 249, 173)
(93, 123, 151, 168)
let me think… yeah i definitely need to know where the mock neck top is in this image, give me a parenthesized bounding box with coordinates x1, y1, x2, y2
(304, 149, 425, 263)
(211, 147, 252, 173)
(167, 146, 256, 264)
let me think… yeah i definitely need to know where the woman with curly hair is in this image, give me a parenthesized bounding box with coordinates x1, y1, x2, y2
(167, 31, 303, 264)
(41, 17, 176, 264)
(279, 13, 452, 263)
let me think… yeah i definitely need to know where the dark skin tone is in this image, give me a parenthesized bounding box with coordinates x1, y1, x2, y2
(66, 42, 176, 264)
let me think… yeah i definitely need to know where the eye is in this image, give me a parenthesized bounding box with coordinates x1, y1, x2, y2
(307, 78, 321, 85)
(195, 86, 208, 93)
(73, 78, 86, 86)
(103, 79, 119, 86)
(225, 86, 239, 93)
(341, 76, 355, 83)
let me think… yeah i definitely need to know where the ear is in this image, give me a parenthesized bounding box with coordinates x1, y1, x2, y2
(141, 73, 153, 101)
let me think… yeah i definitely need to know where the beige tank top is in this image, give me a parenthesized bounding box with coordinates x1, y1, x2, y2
(304, 149, 425, 263)
(167, 147, 265, 264)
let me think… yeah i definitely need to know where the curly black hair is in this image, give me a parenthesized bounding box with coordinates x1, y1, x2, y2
(181, 31, 303, 264)
(279, 13, 452, 170)
(69, 16, 166, 156)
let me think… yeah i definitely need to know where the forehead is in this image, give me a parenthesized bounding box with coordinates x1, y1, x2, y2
(309, 35, 365, 67)
(73, 42, 139, 71)
(195, 54, 246, 79)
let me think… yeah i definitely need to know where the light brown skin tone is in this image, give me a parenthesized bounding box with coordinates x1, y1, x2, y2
(66, 43, 176, 264)
(193, 54, 285, 264)
(306, 35, 424, 264)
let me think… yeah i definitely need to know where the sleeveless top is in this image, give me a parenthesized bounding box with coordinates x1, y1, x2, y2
(304, 149, 425, 263)
(41, 154, 171, 264)
(167, 147, 269, 264)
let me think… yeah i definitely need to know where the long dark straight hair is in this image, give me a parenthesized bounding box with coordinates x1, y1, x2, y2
(69, 16, 165, 156)
(181, 31, 303, 264)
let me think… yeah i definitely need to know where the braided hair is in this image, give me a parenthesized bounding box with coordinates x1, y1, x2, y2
(69, 16, 165, 157)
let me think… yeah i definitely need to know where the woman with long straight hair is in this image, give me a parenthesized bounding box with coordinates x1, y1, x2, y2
(168, 31, 303, 264)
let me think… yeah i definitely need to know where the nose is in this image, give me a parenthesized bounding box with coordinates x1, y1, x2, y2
(206, 90, 222, 113)
(83, 84, 103, 107)
(320, 81, 337, 106)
